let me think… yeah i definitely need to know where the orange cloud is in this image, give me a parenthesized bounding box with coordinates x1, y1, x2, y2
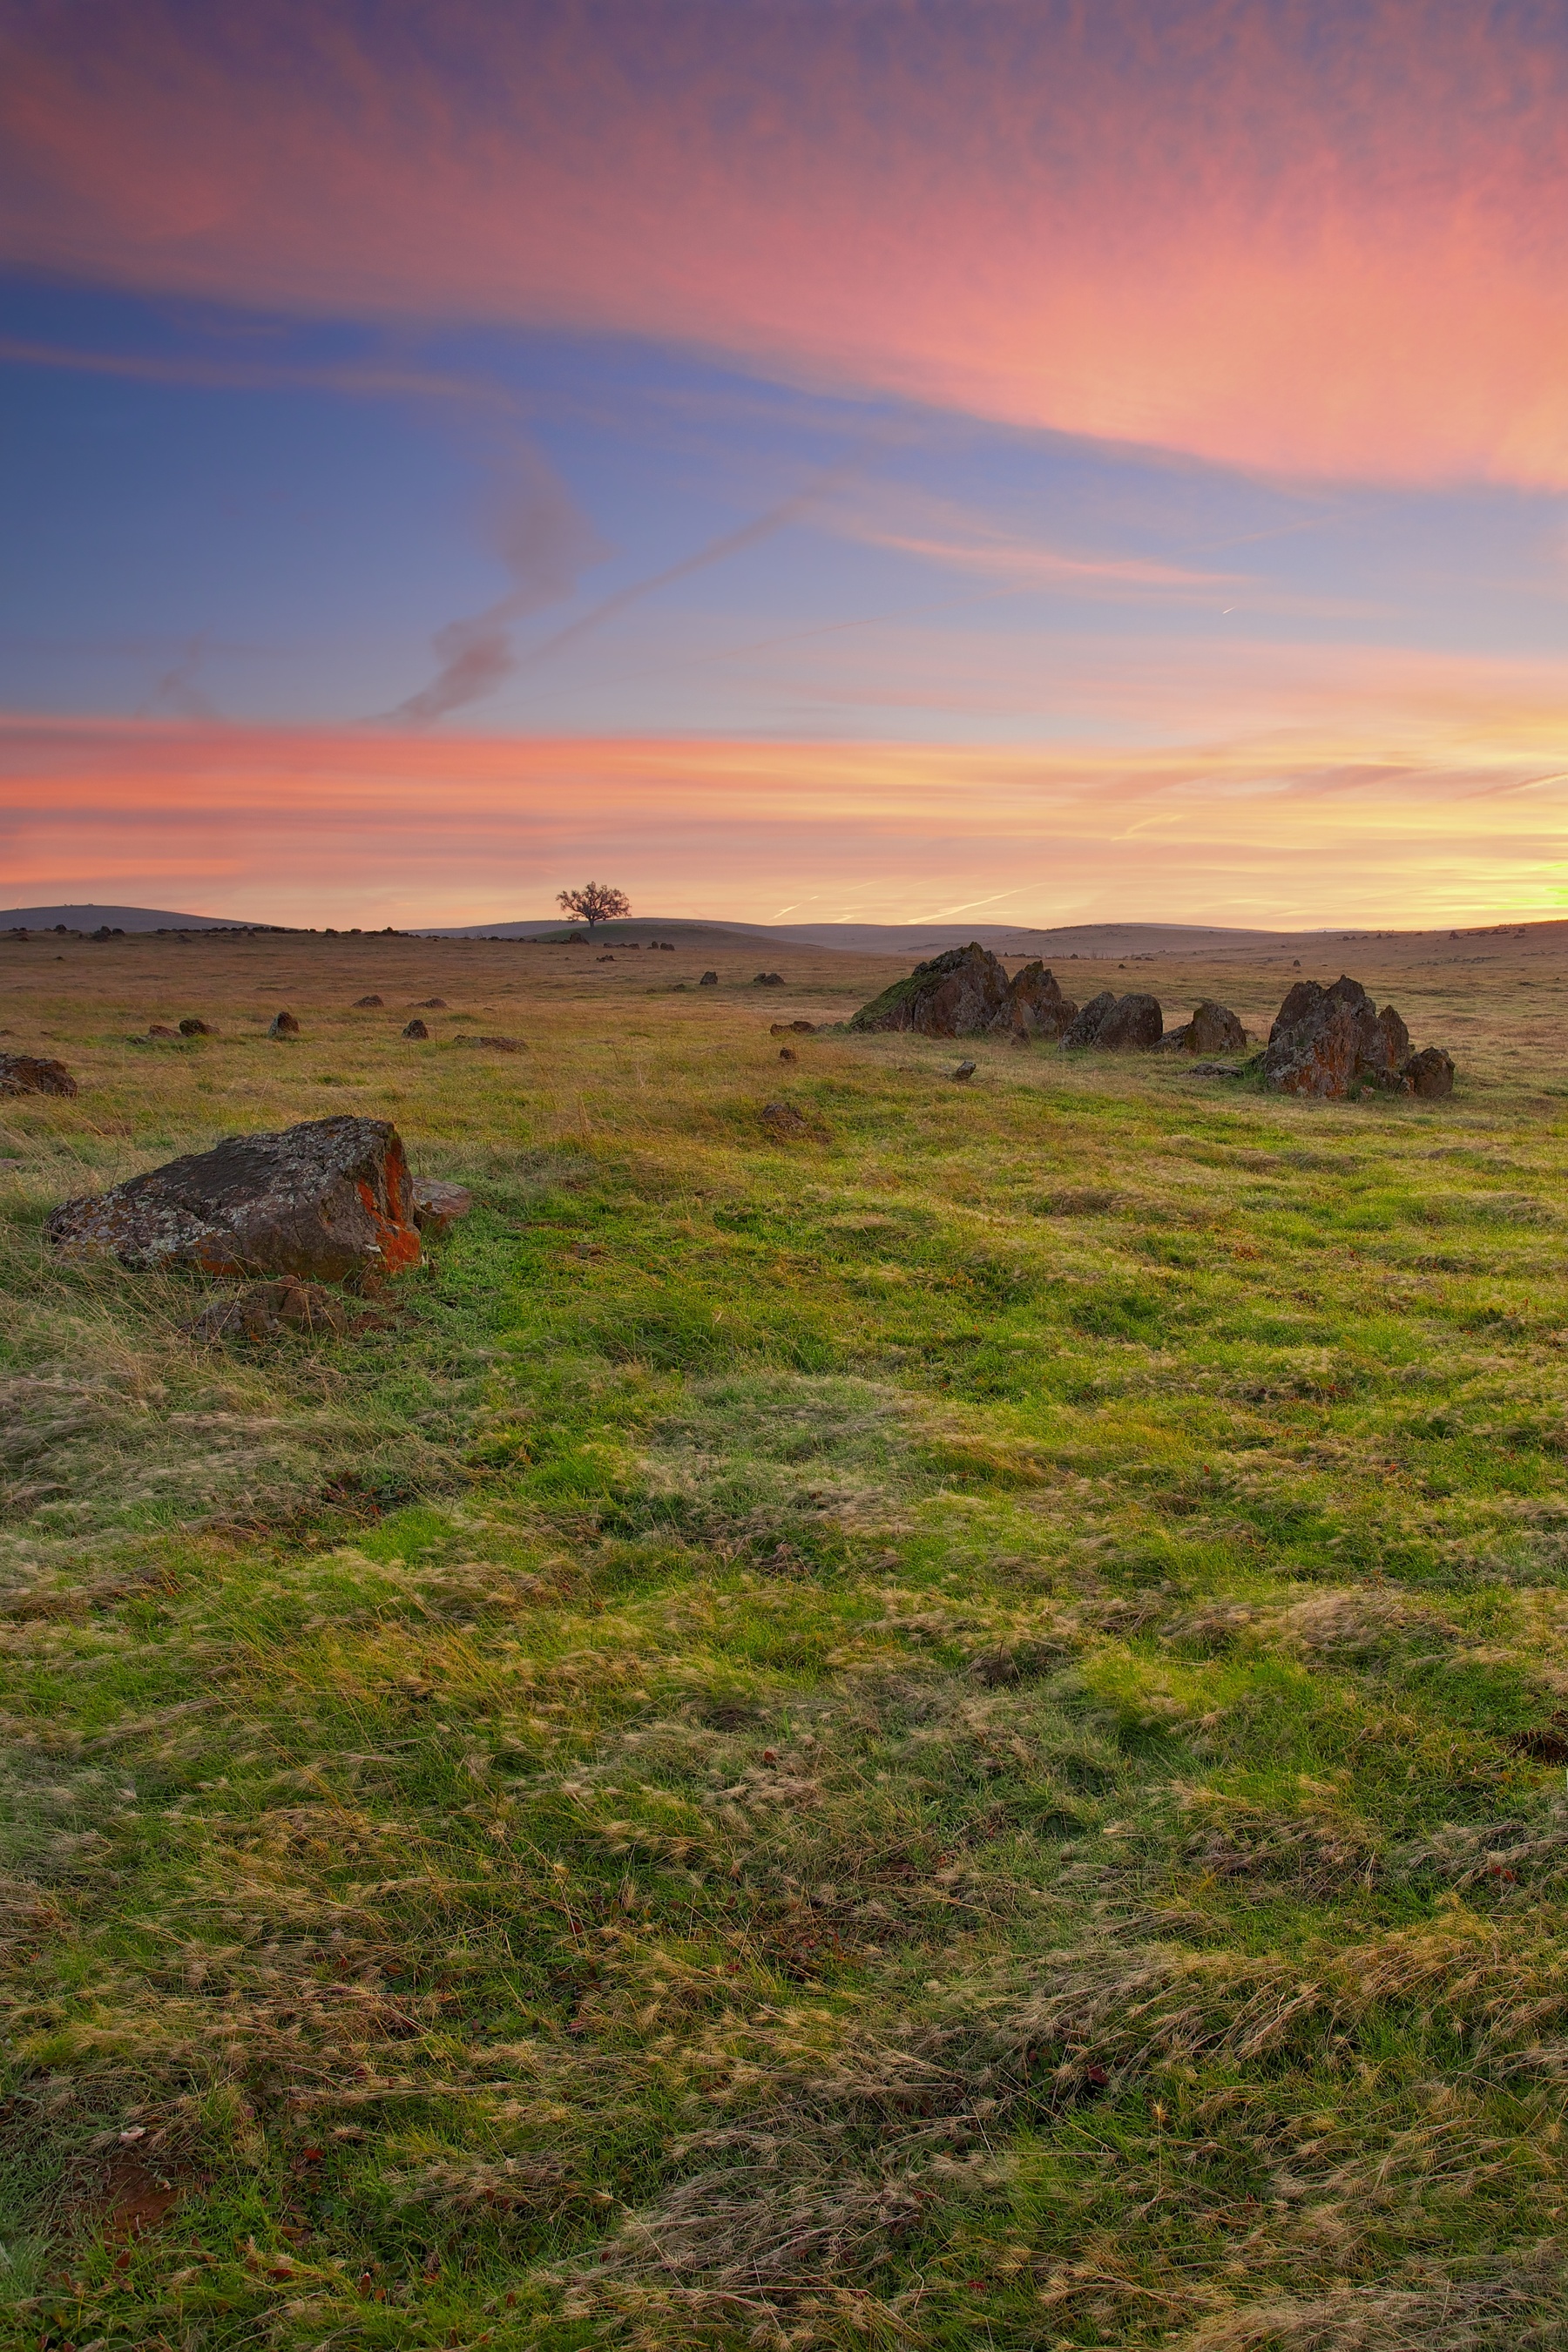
(4, 3, 1568, 485)
(3, 659, 1566, 929)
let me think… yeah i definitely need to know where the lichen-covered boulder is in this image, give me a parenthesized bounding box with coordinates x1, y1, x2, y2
(0, 1053, 77, 1098)
(1163, 1001, 1247, 1055)
(1003, 962, 1078, 1039)
(1402, 1045, 1456, 1098)
(1262, 977, 1416, 1098)
(1060, 990, 1117, 1049)
(849, 942, 1011, 1037)
(1062, 990, 1163, 1051)
(46, 1116, 422, 1282)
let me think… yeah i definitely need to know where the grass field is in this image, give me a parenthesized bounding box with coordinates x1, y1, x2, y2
(3, 920, 1568, 2350)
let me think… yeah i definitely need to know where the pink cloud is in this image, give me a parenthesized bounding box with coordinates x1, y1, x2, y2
(3, 650, 1567, 929)
(3, 3, 1568, 484)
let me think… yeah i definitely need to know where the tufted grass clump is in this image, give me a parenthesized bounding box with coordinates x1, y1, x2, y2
(3, 924, 1568, 2348)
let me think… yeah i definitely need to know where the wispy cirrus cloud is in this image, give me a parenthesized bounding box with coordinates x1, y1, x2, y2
(5, 1, 1568, 485)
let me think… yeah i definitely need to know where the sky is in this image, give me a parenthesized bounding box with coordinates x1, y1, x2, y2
(3, 0, 1568, 929)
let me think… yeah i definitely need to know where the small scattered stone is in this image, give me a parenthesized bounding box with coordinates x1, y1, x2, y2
(411, 1178, 473, 1235)
(700, 970, 719, 986)
(402, 1018, 429, 1039)
(147, 1024, 179, 1040)
(353, 994, 384, 1009)
(412, 997, 449, 1008)
(451, 1034, 524, 1052)
(779, 1046, 798, 1062)
(598, 954, 615, 962)
(951, 1059, 977, 1081)
(268, 1011, 300, 1037)
(0, 1053, 78, 1098)
(760, 1098, 812, 1139)
(770, 1019, 816, 1035)
(754, 971, 786, 986)
(185, 1276, 363, 1345)
(178, 1017, 213, 1037)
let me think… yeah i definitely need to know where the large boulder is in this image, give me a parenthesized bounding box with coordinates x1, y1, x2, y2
(46, 1116, 422, 1281)
(849, 942, 1011, 1037)
(1162, 1001, 1247, 1056)
(1003, 961, 1078, 1040)
(1062, 990, 1163, 1051)
(0, 1053, 78, 1098)
(1261, 976, 1427, 1098)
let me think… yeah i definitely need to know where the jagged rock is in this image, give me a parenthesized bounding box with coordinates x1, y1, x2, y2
(1060, 990, 1116, 1048)
(402, 1018, 429, 1039)
(1162, 1001, 1247, 1055)
(46, 1115, 422, 1282)
(1003, 961, 1078, 1039)
(849, 941, 1010, 1036)
(1063, 990, 1163, 1050)
(411, 1179, 472, 1235)
(0, 1054, 77, 1098)
(354, 995, 384, 1008)
(1402, 1045, 1456, 1098)
(952, 1060, 977, 1081)
(268, 1011, 300, 1037)
(1261, 976, 1424, 1098)
(178, 1017, 213, 1037)
(700, 970, 719, 986)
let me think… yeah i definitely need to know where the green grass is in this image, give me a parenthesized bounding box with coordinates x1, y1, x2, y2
(3, 977, 1568, 2349)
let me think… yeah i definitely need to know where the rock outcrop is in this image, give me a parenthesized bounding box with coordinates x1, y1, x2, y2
(178, 1017, 213, 1037)
(1062, 991, 1163, 1051)
(268, 1011, 300, 1037)
(0, 1054, 77, 1098)
(1260, 976, 1450, 1098)
(1162, 1001, 1247, 1056)
(1004, 961, 1078, 1040)
(402, 1019, 429, 1039)
(849, 942, 1013, 1037)
(46, 1115, 422, 1281)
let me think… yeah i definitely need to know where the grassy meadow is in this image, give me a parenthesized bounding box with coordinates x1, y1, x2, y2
(3, 918, 1568, 2349)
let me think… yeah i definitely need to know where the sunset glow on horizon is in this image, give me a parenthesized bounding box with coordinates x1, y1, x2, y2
(3, 0, 1567, 927)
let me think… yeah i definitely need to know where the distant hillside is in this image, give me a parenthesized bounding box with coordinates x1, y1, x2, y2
(0, 902, 270, 932)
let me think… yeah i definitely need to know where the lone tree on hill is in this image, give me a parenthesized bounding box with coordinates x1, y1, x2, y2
(556, 882, 630, 936)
